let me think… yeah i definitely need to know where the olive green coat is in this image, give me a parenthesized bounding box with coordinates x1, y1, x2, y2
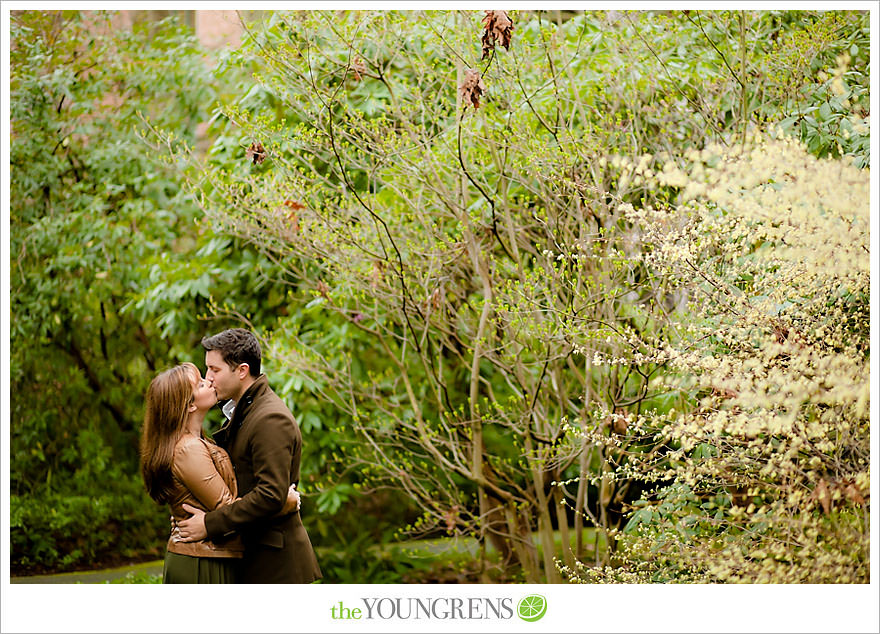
(204, 374, 322, 584)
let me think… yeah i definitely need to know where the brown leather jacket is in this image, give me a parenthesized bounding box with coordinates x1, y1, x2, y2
(166, 435, 244, 558)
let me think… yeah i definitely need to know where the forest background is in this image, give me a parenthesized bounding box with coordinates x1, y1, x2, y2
(5, 7, 876, 590)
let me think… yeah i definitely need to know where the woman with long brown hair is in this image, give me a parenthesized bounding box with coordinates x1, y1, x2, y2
(140, 362, 299, 583)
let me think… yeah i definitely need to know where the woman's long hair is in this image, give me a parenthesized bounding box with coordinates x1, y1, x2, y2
(140, 362, 198, 504)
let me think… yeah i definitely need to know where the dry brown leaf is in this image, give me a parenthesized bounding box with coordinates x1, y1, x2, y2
(351, 56, 367, 81)
(316, 280, 330, 300)
(813, 478, 832, 514)
(370, 261, 385, 290)
(481, 10, 514, 60)
(246, 141, 266, 165)
(459, 68, 485, 110)
(843, 481, 866, 506)
(711, 386, 738, 399)
(444, 505, 460, 534)
(284, 212, 300, 234)
(275, 200, 302, 234)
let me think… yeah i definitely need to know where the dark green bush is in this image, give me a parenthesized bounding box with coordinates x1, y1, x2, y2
(10, 484, 166, 571)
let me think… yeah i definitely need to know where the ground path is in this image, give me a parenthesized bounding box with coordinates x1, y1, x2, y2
(10, 559, 162, 584)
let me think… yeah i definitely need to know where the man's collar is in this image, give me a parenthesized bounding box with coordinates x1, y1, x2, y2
(240, 374, 267, 401)
(224, 375, 268, 422)
(221, 399, 236, 421)
(234, 375, 258, 403)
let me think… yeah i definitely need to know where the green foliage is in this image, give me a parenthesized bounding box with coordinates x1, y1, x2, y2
(314, 534, 435, 584)
(755, 11, 870, 166)
(9, 10, 331, 574)
(9, 11, 217, 572)
(161, 9, 734, 581)
(11, 483, 167, 571)
(10, 9, 869, 584)
(146, 9, 872, 584)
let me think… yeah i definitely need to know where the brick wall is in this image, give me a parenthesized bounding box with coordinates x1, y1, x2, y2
(195, 10, 242, 50)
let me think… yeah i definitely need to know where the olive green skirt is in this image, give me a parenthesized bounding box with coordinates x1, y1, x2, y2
(162, 551, 238, 584)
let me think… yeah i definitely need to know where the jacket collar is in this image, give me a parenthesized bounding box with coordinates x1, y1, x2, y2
(213, 375, 269, 447)
(229, 374, 269, 429)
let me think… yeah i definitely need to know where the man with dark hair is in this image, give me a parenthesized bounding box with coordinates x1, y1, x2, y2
(177, 328, 322, 583)
(202, 327, 262, 376)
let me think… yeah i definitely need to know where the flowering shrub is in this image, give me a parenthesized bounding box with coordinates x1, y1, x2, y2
(563, 131, 870, 583)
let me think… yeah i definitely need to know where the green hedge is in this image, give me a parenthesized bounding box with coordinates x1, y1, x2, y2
(10, 480, 167, 572)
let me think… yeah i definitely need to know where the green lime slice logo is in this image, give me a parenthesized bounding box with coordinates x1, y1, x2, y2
(517, 594, 547, 622)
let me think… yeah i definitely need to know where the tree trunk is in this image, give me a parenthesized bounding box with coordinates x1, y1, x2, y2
(554, 482, 575, 570)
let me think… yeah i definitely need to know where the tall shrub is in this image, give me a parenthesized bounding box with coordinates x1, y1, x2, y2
(563, 131, 870, 583)
(9, 11, 217, 570)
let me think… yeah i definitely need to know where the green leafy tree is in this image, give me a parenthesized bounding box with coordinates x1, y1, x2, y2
(157, 9, 711, 582)
(149, 8, 873, 583)
(85, 8, 868, 583)
(9, 10, 221, 570)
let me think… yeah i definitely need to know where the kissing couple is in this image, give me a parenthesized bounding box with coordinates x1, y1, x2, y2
(140, 328, 322, 584)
